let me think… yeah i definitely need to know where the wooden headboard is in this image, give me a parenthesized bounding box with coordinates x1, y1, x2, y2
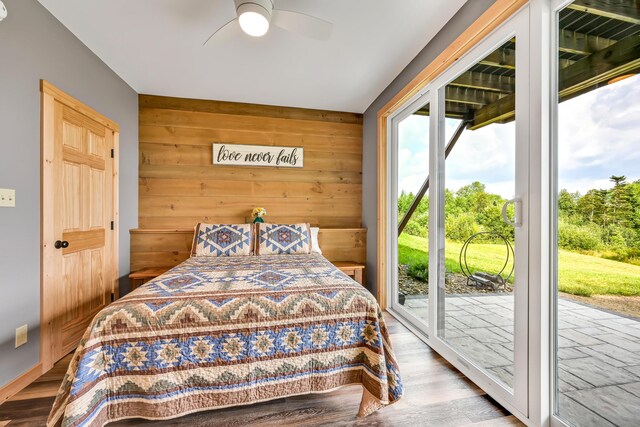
(130, 228, 366, 271)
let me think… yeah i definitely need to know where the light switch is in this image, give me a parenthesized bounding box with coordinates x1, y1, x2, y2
(0, 188, 15, 207)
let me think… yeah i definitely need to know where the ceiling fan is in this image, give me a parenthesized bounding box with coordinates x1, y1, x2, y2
(204, 0, 333, 45)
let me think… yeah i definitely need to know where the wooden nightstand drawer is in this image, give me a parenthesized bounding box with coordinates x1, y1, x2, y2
(129, 266, 172, 289)
(333, 262, 365, 286)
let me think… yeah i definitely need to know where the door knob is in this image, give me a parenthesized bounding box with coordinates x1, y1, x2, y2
(54, 240, 69, 249)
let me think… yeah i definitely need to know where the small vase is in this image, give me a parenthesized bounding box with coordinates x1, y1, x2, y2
(253, 217, 264, 223)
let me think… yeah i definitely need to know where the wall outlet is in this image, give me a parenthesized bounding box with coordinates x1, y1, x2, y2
(0, 188, 16, 207)
(15, 324, 28, 348)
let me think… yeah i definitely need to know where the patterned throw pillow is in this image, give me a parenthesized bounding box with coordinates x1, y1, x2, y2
(255, 223, 312, 255)
(191, 223, 253, 257)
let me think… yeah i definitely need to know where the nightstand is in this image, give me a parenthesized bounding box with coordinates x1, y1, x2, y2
(333, 262, 365, 286)
(129, 266, 172, 290)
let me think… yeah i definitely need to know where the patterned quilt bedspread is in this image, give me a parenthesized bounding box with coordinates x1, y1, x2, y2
(48, 253, 403, 426)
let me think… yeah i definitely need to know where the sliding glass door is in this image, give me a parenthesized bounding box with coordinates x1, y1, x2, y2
(552, 1, 640, 426)
(387, 0, 640, 423)
(429, 7, 529, 415)
(388, 5, 530, 417)
(437, 38, 520, 391)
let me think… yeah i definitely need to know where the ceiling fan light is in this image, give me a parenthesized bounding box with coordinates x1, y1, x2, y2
(237, 3, 270, 37)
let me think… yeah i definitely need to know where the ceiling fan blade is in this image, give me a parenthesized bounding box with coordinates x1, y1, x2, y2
(271, 10, 333, 41)
(203, 17, 240, 47)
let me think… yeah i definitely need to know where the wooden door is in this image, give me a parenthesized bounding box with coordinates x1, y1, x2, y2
(41, 81, 119, 371)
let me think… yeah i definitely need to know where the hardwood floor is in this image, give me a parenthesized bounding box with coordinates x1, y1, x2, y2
(0, 314, 522, 426)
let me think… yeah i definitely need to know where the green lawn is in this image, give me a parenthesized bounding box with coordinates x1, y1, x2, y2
(398, 233, 640, 296)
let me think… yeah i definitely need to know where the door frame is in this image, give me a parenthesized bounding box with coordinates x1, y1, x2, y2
(40, 80, 120, 372)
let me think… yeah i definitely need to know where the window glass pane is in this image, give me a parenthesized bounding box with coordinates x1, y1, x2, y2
(554, 2, 640, 426)
(438, 38, 517, 389)
(396, 102, 430, 324)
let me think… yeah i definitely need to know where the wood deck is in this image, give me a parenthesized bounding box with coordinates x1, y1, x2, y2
(0, 313, 521, 426)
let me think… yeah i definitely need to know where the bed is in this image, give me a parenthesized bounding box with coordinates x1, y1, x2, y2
(47, 252, 403, 426)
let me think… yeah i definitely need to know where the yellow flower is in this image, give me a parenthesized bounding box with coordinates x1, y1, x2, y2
(252, 207, 267, 217)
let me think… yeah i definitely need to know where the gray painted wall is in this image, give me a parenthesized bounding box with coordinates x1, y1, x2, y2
(362, 0, 496, 297)
(0, 0, 137, 387)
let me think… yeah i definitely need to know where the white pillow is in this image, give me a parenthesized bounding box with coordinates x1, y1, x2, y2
(310, 227, 322, 254)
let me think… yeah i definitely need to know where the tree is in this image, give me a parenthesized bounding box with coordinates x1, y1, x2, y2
(397, 175, 639, 262)
(608, 175, 633, 228)
(558, 189, 579, 217)
(397, 191, 414, 219)
(456, 182, 490, 213)
(577, 189, 607, 226)
(628, 180, 640, 231)
(610, 175, 627, 186)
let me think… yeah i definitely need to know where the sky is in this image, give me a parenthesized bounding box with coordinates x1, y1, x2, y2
(398, 74, 640, 199)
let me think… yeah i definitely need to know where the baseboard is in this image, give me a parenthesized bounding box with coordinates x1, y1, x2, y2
(0, 363, 43, 404)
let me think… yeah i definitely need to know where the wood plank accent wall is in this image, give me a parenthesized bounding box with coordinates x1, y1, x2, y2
(130, 228, 366, 272)
(138, 95, 363, 229)
(132, 95, 364, 272)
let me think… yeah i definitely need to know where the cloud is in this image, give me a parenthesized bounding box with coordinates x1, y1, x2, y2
(398, 115, 517, 198)
(445, 120, 515, 186)
(398, 115, 430, 195)
(555, 178, 616, 195)
(397, 74, 640, 198)
(558, 74, 640, 192)
(591, 76, 640, 128)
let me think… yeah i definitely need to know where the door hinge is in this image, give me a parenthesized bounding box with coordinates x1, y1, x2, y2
(111, 148, 115, 158)
(110, 292, 115, 302)
(110, 221, 115, 230)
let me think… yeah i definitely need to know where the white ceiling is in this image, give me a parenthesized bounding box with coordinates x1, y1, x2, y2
(38, 0, 467, 113)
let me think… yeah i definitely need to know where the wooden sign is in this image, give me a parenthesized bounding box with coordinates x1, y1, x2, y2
(213, 143, 304, 168)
